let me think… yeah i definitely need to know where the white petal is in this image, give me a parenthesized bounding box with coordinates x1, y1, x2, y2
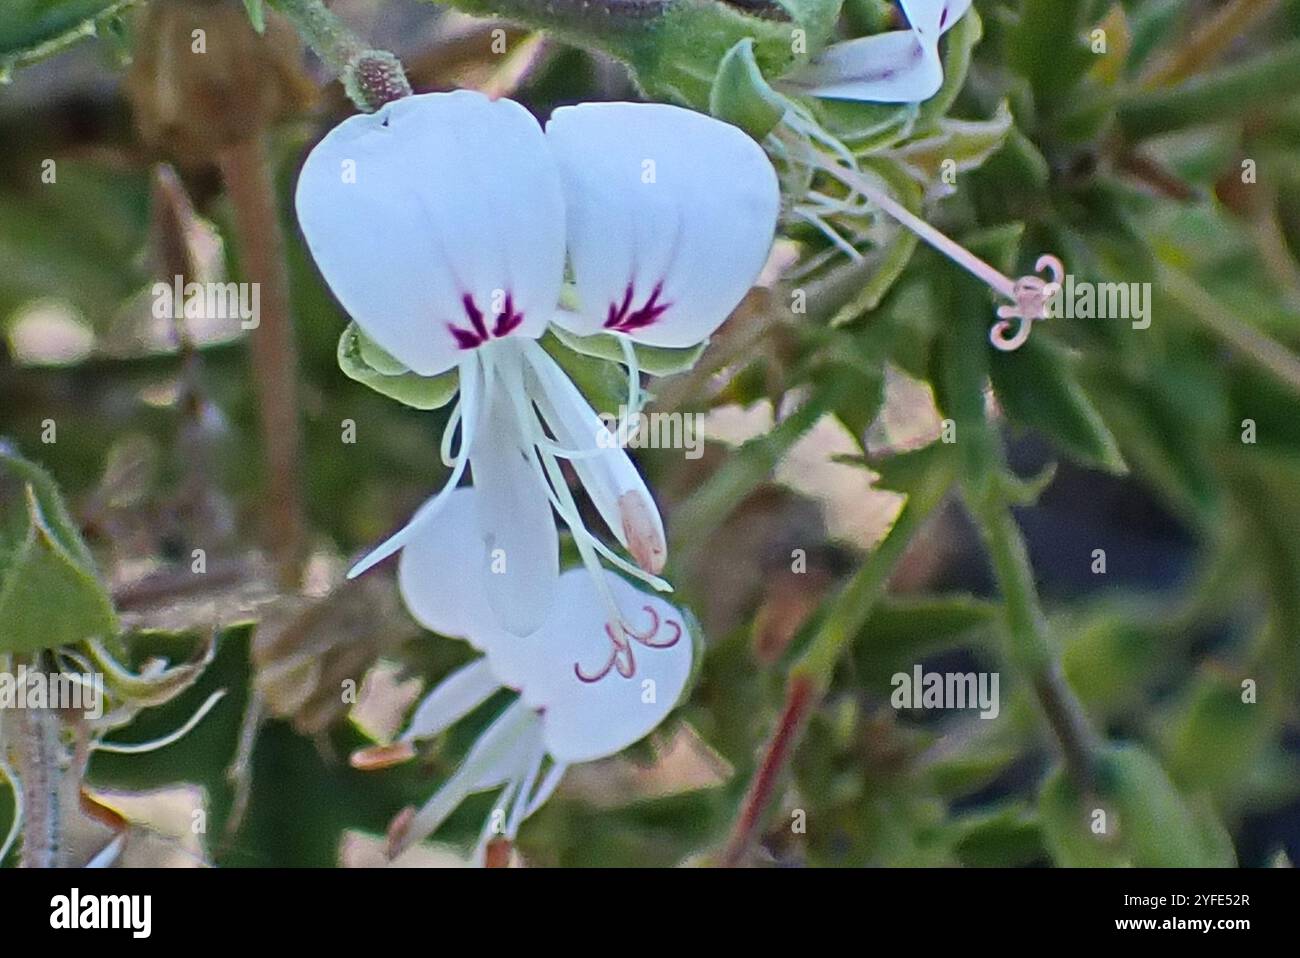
(295, 90, 565, 376)
(396, 487, 498, 642)
(468, 359, 559, 636)
(510, 571, 693, 764)
(524, 343, 666, 572)
(785, 30, 942, 103)
(903, 0, 972, 39)
(400, 701, 541, 851)
(545, 103, 779, 348)
(401, 659, 500, 742)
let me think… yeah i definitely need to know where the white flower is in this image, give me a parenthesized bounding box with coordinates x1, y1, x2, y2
(295, 91, 779, 635)
(379, 487, 694, 861)
(784, 0, 972, 103)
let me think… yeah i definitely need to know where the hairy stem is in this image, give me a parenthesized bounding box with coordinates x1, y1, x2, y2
(272, 0, 411, 110)
(13, 661, 62, 868)
(967, 492, 1099, 791)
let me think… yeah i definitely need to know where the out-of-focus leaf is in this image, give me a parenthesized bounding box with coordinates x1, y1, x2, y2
(242, 0, 265, 34)
(0, 0, 136, 69)
(1040, 744, 1236, 867)
(336, 323, 459, 410)
(991, 335, 1126, 473)
(0, 446, 116, 653)
(1161, 670, 1273, 798)
(948, 804, 1047, 867)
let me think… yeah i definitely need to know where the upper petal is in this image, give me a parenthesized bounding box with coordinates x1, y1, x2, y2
(545, 102, 779, 348)
(784, 30, 942, 103)
(295, 91, 566, 376)
(903, 0, 973, 40)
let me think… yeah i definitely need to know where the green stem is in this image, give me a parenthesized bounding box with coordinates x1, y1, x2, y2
(967, 489, 1099, 791)
(270, 0, 411, 110)
(429, 0, 664, 59)
(1118, 39, 1300, 138)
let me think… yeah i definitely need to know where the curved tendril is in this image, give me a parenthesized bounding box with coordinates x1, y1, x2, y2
(90, 690, 227, 755)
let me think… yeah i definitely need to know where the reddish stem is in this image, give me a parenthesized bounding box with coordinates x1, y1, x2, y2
(719, 674, 816, 867)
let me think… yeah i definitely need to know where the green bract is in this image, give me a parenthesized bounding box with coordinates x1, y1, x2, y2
(337, 322, 460, 410)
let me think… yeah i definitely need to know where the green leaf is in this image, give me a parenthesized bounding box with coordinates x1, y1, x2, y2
(885, 100, 1014, 190)
(0, 0, 138, 72)
(0, 486, 117, 653)
(948, 805, 1047, 867)
(1040, 744, 1236, 867)
(547, 325, 706, 378)
(827, 160, 923, 327)
(336, 323, 459, 410)
(990, 334, 1126, 472)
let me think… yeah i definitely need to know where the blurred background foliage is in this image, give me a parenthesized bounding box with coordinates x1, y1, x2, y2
(2, 0, 1300, 867)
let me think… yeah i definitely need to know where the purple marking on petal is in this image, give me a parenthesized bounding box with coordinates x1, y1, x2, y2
(603, 282, 672, 333)
(448, 325, 482, 350)
(492, 294, 523, 337)
(462, 293, 489, 341)
(446, 291, 527, 351)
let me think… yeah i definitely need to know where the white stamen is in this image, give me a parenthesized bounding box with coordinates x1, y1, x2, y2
(347, 352, 484, 578)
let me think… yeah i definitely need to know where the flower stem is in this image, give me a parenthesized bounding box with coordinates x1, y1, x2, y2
(429, 0, 664, 57)
(218, 136, 307, 582)
(967, 490, 1099, 790)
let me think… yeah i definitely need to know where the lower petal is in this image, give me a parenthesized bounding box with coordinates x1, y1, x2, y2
(469, 361, 560, 636)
